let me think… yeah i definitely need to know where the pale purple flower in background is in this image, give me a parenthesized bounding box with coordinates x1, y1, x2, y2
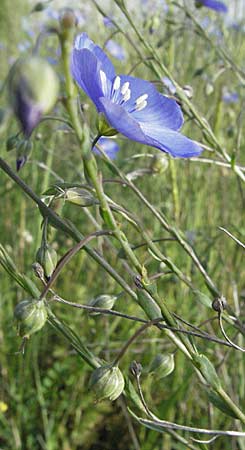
(162, 77, 176, 95)
(222, 91, 239, 104)
(105, 40, 126, 61)
(93, 137, 119, 159)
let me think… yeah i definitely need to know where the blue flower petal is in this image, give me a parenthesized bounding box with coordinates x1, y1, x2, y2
(73, 33, 115, 80)
(99, 98, 202, 157)
(197, 0, 228, 12)
(93, 137, 119, 159)
(71, 48, 112, 111)
(116, 75, 183, 131)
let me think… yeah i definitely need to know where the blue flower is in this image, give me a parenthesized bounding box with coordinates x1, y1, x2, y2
(222, 91, 239, 104)
(105, 40, 126, 61)
(195, 0, 228, 13)
(71, 33, 202, 158)
(93, 137, 119, 159)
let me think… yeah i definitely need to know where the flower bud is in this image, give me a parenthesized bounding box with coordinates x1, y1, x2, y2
(14, 299, 47, 338)
(8, 57, 59, 136)
(36, 243, 57, 279)
(150, 154, 169, 174)
(88, 294, 117, 315)
(16, 139, 33, 171)
(89, 365, 125, 401)
(65, 188, 97, 207)
(148, 353, 175, 379)
(6, 134, 20, 152)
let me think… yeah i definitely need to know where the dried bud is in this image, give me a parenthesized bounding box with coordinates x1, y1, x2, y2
(8, 57, 59, 136)
(16, 139, 33, 171)
(89, 365, 125, 401)
(14, 299, 47, 338)
(148, 353, 175, 379)
(88, 294, 117, 315)
(59, 8, 78, 29)
(65, 188, 97, 207)
(130, 361, 142, 378)
(36, 243, 57, 279)
(150, 154, 169, 174)
(212, 296, 227, 312)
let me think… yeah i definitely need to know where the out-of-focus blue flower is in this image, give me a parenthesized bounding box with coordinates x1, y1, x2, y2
(103, 16, 114, 28)
(93, 137, 119, 159)
(195, 0, 228, 13)
(162, 77, 176, 95)
(222, 91, 239, 104)
(105, 40, 126, 61)
(71, 33, 202, 158)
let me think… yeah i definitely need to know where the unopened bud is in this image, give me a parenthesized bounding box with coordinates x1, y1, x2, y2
(36, 243, 57, 279)
(14, 298, 47, 338)
(89, 365, 125, 401)
(88, 294, 117, 315)
(148, 353, 175, 379)
(16, 139, 33, 171)
(150, 154, 169, 174)
(8, 57, 59, 136)
(6, 134, 19, 152)
(65, 188, 97, 207)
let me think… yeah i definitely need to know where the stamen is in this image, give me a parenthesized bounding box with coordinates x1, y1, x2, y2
(100, 70, 108, 95)
(122, 89, 131, 102)
(121, 82, 130, 96)
(113, 76, 121, 92)
(135, 100, 147, 111)
(135, 93, 148, 105)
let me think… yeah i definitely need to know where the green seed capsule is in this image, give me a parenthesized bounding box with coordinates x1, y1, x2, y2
(148, 354, 175, 379)
(36, 244, 57, 279)
(65, 188, 97, 207)
(150, 154, 169, 174)
(88, 294, 117, 315)
(89, 365, 125, 401)
(14, 299, 47, 338)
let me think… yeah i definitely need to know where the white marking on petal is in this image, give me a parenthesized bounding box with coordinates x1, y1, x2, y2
(135, 93, 148, 105)
(100, 70, 108, 95)
(113, 76, 121, 92)
(121, 82, 130, 96)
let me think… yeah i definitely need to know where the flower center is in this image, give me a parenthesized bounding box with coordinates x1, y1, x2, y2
(109, 75, 149, 112)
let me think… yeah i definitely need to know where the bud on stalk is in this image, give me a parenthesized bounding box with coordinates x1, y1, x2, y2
(14, 298, 47, 338)
(8, 57, 59, 136)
